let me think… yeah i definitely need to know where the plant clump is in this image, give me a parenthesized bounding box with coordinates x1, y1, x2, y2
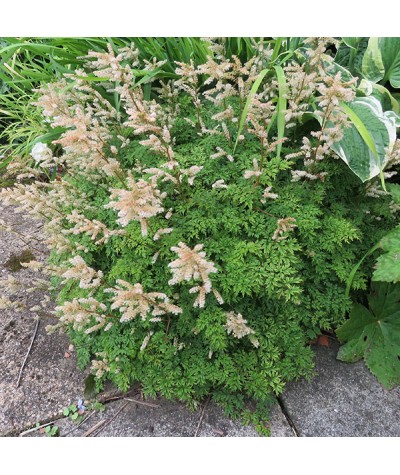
(0, 38, 397, 429)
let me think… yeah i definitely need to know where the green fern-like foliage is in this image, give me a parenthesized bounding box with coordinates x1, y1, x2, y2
(54, 125, 394, 416)
(10, 38, 396, 431)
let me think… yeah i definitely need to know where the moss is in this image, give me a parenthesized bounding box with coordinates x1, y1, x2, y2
(4, 249, 35, 272)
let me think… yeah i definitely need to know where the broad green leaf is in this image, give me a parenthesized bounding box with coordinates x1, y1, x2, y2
(364, 342, 400, 389)
(321, 55, 355, 83)
(373, 225, 400, 283)
(337, 303, 377, 362)
(387, 183, 400, 204)
(362, 37, 385, 83)
(335, 38, 369, 77)
(337, 282, 400, 388)
(372, 183, 400, 282)
(358, 79, 400, 113)
(363, 37, 400, 88)
(358, 78, 373, 96)
(331, 96, 397, 182)
(340, 102, 378, 157)
(385, 110, 400, 127)
(380, 37, 400, 88)
(342, 37, 363, 50)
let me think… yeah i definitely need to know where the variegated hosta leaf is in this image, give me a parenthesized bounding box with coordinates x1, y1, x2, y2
(342, 37, 363, 50)
(331, 96, 398, 182)
(362, 37, 400, 88)
(321, 54, 355, 83)
(335, 38, 369, 77)
(362, 37, 385, 83)
(358, 79, 400, 113)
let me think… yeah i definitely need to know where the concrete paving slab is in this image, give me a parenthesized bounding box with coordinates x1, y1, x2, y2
(25, 397, 292, 437)
(280, 341, 400, 437)
(0, 205, 89, 436)
(0, 311, 89, 436)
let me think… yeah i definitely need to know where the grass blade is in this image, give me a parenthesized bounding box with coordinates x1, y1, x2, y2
(340, 102, 378, 156)
(233, 68, 268, 153)
(344, 242, 380, 303)
(271, 38, 283, 63)
(274, 65, 287, 159)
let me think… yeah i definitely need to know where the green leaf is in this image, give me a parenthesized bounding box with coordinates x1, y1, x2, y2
(92, 401, 105, 412)
(45, 425, 59, 436)
(335, 38, 368, 77)
(358, 79, 400, 114)
(337, 282, 400, 388)
(362, 37, 385, 83)
(84, 374, 96, 399)
(394, 93, 400, 108)
(340, 102, 378, 157)
(379, 38, 400, 88)
(321, 54, 355, 83)
(70, 412, 79, 420)
(387, 183, 400, 204)
(373, 226, 400, 283)
(342, 37, 363, 50)
(332, 97, 398, 183)
(233, 68, 268, 153)
(63, 408, 70, 416)
(345, 242, 380, 301)
(363, 37, 400, 88)
(270, 38, 283, 63)
(273, 65, 287, 159)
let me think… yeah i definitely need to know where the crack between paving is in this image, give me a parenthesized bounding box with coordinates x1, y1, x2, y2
(276, 396, 300, 437)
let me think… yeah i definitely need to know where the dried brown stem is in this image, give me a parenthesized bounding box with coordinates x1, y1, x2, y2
(194, 395, 211, 437)
(16, 318, 40, 388)
(124, 398, 160, 408)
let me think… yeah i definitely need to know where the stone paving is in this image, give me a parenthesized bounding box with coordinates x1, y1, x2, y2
(1, 203, 399, 437)
(281, 341, 400, 437)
